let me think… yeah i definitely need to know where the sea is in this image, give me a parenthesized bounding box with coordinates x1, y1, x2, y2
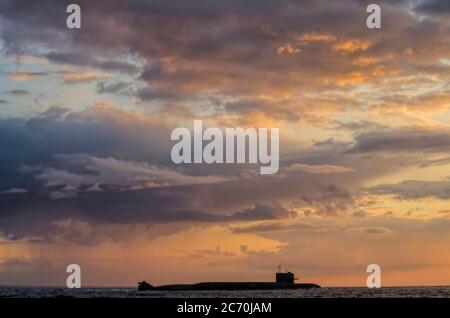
(1, 286, 450, 298)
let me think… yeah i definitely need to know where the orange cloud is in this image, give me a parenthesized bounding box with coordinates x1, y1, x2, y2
(298, 32, 336, 44)
(59, 71, 110, 83)
(8, 71, 47, 81)
(277, 44, 301, 55)
(335, 72, 365, 86)
(333, 39, 370, 54)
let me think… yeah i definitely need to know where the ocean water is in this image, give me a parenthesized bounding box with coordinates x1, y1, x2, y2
(1, 286, 450, 298)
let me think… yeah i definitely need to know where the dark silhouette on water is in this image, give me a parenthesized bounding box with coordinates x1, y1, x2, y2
(138, 269, 320, 291)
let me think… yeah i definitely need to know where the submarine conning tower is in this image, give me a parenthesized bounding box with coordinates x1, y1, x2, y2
(275, 271, 296, 285)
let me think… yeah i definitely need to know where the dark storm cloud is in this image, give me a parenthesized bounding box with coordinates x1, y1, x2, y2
(0, 185, 298, 241)
(0, 105, 333, 242)
(368, 179, 450, 200)
(414, 0, 450, 15)
(0, 104, 172, 165)
(0, 104, 390, 242)
(0, 104, 174, 202)
(349, 128, 450, 153)
(0, 104, 415, 243)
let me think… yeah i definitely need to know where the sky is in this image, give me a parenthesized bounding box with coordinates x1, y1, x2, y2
(1, 0, 450, 287)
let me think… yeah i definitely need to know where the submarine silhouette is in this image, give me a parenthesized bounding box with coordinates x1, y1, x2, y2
(138, 269, 320, 291)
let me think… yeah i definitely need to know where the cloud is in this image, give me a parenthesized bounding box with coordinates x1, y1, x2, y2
(332, 120, 389, 132)
(192, 246, 236, 258)
(0, 103, 173, 166)
(350, 128, 450, 154)
(230, 202, 297, 221)
(0, 257, 34, 268)
(284, 163, 354, 174)
(414, 0, 450, 15)
(31, 154, 230, 191)
(352, 210, 368, 218)
(346, 226, 393, 235)
(57, 70, 110, 83)
(300, 184, 354, 217)
(0, 193, 298, 242)
(2, 188, 28, 194)
(96, 81, 131, 94)
(6, 89, 30, 96)
(49, 190, 78, 200)
(231, 221, 326, 234)
(368, 179, 450, 200)
(46, 51, 139, 74)
(0, 98, 390, 243)
(332, 39, 370, 54)
(8, 71, 48, 81)
(377, 91, 450, 112)
(1, 102, 323, 241)
(335, 71, 365, 87)
(298, 32, 337, 44)
(85, 183, 102, 192)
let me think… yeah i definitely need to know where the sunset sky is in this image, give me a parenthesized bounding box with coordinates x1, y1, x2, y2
(1, 0, 450, 287)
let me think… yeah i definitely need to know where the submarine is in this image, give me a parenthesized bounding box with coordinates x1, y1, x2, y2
(138, 268, 320, 291)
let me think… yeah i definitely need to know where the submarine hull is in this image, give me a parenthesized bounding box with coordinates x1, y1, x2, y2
(138, 270, 320, 291)
(140, 282, 320, 291)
